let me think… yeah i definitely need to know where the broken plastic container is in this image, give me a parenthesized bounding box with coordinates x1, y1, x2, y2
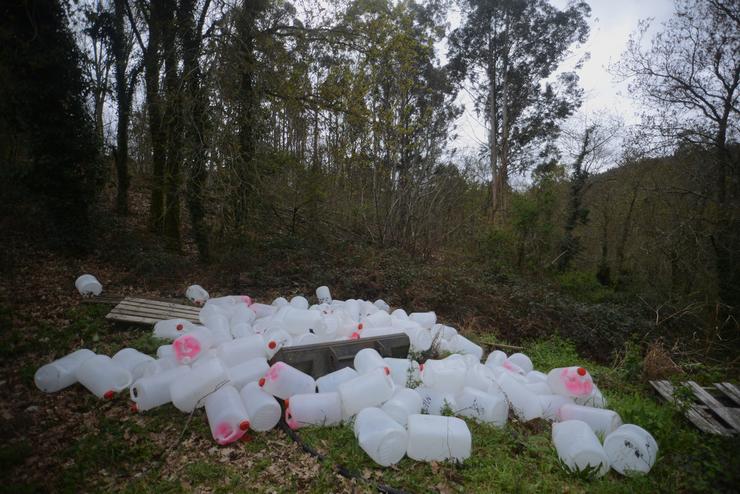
(338, 367, 395, 418)
(240, 381, 281, 431)
(153, 319, 196, 340)
(383, 358, 421, 387)
(285, 392, 343, 429)
(381, 387, 422, 426)
(259, 361, 316, 399)
(552, 420, 610, 478)
(421, 357, 467, 393)
(409, 311, 436, 329)
(217, 335, 266, 367)
(507, 353, 533, 373)
(34, 349, 96, 393)
(170, 358, 228, 412)
(558, 403, 622, 436)
(205, 384, 250, 445)
(354, 407, 408, 466)
(130, 365, 190, 412)
(75, 274, 102, 296)
(112, 348, 155, 381)
(75, 355, 132, 399)
(498, 372, 543, 421)
(539, 394, 574, 421)
(186, 284, 209, 306)
(353, 348, 386, 374)
(547, 366, 594, 398)
(316, 286, 332, 304)
(316, 367, 358, 393)
(455, 387, 508, 427)
(416, 386, 457, 415)
(406, 414, 471, 462)
(227, 357, 270, 389)
(603, 424, 658, 476)
(172, 328, 215, 365)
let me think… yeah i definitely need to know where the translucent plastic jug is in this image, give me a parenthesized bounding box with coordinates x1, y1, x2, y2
(353, 348, 386, 374)
(402, 325, 433, 353)
(485, 350, 507, 368)
(603, 424, 658, 475)
(112, 348, 155, 381)
(230, 304, 257, 326)
(277, 306, 324, 336)
(34, 349, 95, 392)
(230, 322, 254, 339)
(259, 361, 316, 399)
(316, 286, 332, 304)
(465, 363, 498, 392)
(507, 353, 533, 373)
(381, 387, 422, 426)
(539, 394, 574, 421)
(217, 335, 266, 367)
(547, 366, 594, 398)
(153, 319, 196, 340)
(416, 386, 457, 415)
(228, 357, 269, 389)
(362, 311, 391, 328)
(285, 392, 342, 429)
(354, 407, 408, 466)
(250, 303, 276, 319)
(205, 385, 250, 445)
(558, 403, 622, 436)
(443, 335, 483, 361)
(130, 365, 189, 412)
(75, 355, 132, 399)
(374, 299, 390, 313)
(186, 284, 209, 305)
(391, 308, 408, 319)
(172, 328, 215, 365)
(358, 326, 402, 339)
(383, 358, 421, 387)
(455, 387, 508, 427)
(139, 356, 177, 378)
(527, 370, 548, 383)
(272, 296, 289, 307)
(75, 274, 102, 296)
(406, 414, 471, 462)
(525, 381, 553, 395)
(409, 311, 436, 329)
(421, 357, 467, 393)
(498, 373, 543, 421)
(170, 358, 228, 412)
(552, 420, 610, 478)
(240, 381, 281, 432)
(316, 367, 358, 393)
(574, 385, 607, 408)
(264, 330, 293, 358)
(338, 367, 394, 418)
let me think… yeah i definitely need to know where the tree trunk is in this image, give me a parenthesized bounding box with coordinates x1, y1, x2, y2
(145, 0, 166, 233)
(162, 0, 181, 248)
(112, 0, 131, 215)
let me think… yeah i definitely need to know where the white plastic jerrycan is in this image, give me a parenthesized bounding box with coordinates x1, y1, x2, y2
(421, 357, 467, 393)
(603, 424, 658, 476)
(315, 286, 332, 304)
(455, 387, 508, 427)
(75, 274, 102, 296)
(240, 381, 281, 432)
(547, 366, 594, 398)
(34, 349, 96, 393)
(408, 311, 436, 329)
(217, 335, 267, 367)
(112, 348, 155, 381)
(258, 361, 316, 399)
(558, 403, 622, 436)
(383, 357, 421, 387)
(507, 353, 534, 373)
(264, 330, 293, 358)
(406, 414, 472, 462)
(285, 392, 343, 429)
(230, 303, 257, 327)
(205, 384, 250, 445)
(465, 363, 498, 392)
(170, 358, 228, 412)
(172, 328, 215, 365)
(485, 350, 507, 368)
(498, 372, 543, 422)
(442, 335, 483, 361)
(75, 355, 132, 399)
(354, 407, 408, 466)
(574, 384, 607, 408)
(130, 365, 190, 412)
(552, 420, 610, 478)
(186, 284, 209, 305)
(227, 357, 269, 390)
(153, 319, 196, 340)
(353, 348, 386, 374)
(338, 366, 394, 418)
(380, 387, 422, 426)
(539, 394, 574, 421)
(316, 367, 358, 393)
(416, 386, 457, 415)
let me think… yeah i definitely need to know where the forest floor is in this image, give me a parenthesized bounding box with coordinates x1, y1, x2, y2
(1, 193, 739, 493)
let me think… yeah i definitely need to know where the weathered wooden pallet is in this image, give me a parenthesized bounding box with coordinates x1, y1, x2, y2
(650, 380, 740, 436)
(106, 297, 201, 326)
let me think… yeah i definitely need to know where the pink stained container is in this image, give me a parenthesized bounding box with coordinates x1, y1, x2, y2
(258, 361, 316, 399)
(205, 385, 251, 445)
(546, 366, 595, 398)
(172, 328, 215, 365)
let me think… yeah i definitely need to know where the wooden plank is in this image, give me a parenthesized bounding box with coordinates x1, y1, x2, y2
(109, 306, 200, 323)
(114, 302, 199, 319)
(715, 383, 740, 406)
(649, 380, 734, 436)
(106, 296, 201, 326)
(125, 297, 200, 312)
(105, 312, 159, 325)
(686, 381, 740, 432)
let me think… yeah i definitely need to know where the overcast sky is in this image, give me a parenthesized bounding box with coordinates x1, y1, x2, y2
(451, 0, 677, 152)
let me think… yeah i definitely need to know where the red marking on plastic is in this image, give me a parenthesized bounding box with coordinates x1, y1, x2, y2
(176, 323, 184, 331)
(103, 390, 114, 400)
(350, 332, 360, 340)
(357, 323, 363, 330)
(259, 377, 266, 387)
(384, 367, 390, 375)
(173, 335, 201, 363)
(268, 341, 277, 350)
(419, 363, 424, 372)
(239, 420, 250, 431)
(241, 295, 253, 306)
(130, 403, 138, 413)
(284, 399, 290, 407)
(577, 367, 587, 376)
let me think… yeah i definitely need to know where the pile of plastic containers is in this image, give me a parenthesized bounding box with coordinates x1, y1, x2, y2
(38, 284, 658, 475)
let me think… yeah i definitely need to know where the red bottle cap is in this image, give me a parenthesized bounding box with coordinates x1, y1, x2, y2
(357, 323, 364, 330)
(284, 399, 290, 407)
(176, 323, 184, 331)
(258, 377, 266, 387)
(130, 403, 138, 413)
(239, 420, 250, 431)
(268, 341, 277, 350)
(384, 367, 390, 375)
(576, 367, 587, 376)
(103, 390, 115, 400)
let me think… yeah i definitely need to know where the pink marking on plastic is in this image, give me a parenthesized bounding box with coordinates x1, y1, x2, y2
(214, 421, 245, 445)
(560, 368, 594, 396)
(350, 332, 360, 340)
(241, 295, 253, 306)
(264, 362, 284, 382)
(173, 335, 201, 363)
(285, 408, 299, 430)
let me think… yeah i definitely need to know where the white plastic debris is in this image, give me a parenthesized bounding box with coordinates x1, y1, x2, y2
(34, 349, 96, 393)
(285, 392, 342, 429)
(130, 365, 190, 412)
(316, 367, 358, 393)
(75, 355, 132, 399)
(354, 407, 408, 466)
(186, 284, 209, 306)
(558, 403, 622, 436)
(75, 274, 102, 296)
(406, 414, 471, 462)
(240, 381, 281, 432)
(338, 366, 394, 418)
(552, 420, 610, 478)
(205, 384, 250, 445)
(381, 387, 423, 426)
(603, 424, 658, 475)
(258, 361, 316, 399)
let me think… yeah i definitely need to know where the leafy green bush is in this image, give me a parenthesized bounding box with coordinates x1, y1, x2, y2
(557, 270, 616, 303)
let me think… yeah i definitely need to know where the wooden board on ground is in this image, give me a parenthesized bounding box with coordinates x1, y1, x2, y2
(650, 379, 740, 436)
(106, 297, 201, 326)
